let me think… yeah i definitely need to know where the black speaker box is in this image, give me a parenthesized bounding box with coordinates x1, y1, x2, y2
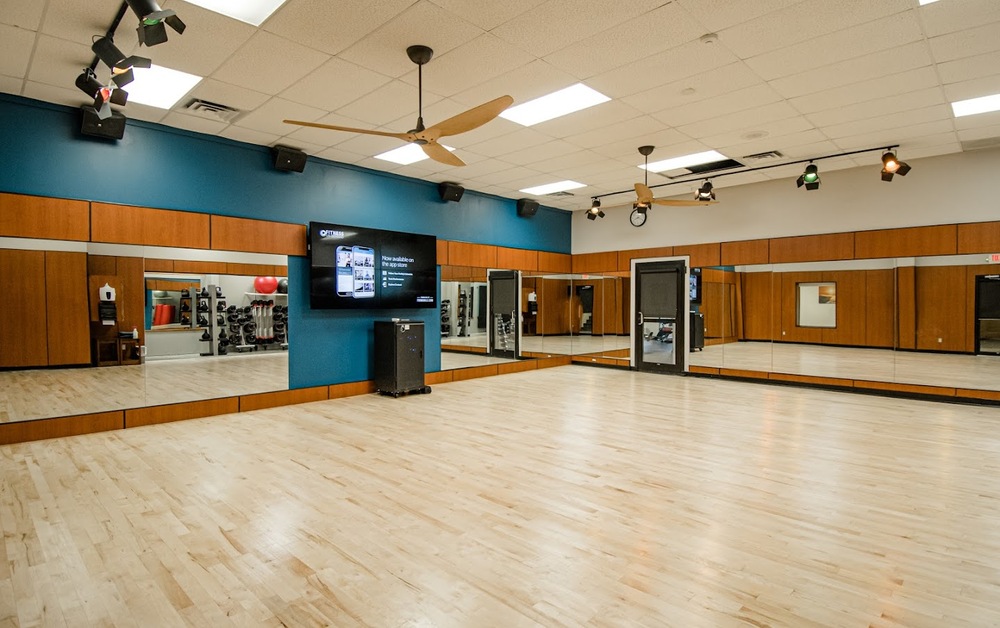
(272, 145, 307, 173)
(516, 198, 539, 217)
(80, 106, 126, 140)
(438, 182, 465, 202)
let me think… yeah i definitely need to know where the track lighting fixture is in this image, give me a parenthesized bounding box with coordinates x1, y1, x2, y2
(75, 68, 127, 119)
(586, 198, 605, 220)
(633, 201, 649, 214)
(125, 0, 186, 46)
(695, 180, 715, 201)
(796, 163, 820, 191)
(92, 36, 151, 88)
(881, 151, 911, 182)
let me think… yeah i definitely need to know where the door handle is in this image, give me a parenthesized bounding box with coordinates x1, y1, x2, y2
(638, 311, 643, 326)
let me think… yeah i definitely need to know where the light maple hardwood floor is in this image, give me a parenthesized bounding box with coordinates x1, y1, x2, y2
(3, 366, 1000, 626)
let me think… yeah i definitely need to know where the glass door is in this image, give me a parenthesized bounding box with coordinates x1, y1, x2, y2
(976, 275, 1000, 355)
(634, 261, 686, 374)
(488, 270, 519, 359)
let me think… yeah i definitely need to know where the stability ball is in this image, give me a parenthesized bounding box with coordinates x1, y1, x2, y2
(254, 276, 278, 294)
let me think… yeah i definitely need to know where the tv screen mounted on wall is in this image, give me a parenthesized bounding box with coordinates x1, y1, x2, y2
(309, 222, 437, 309)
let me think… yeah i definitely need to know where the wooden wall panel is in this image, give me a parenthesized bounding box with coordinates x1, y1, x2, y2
(497, 360, 538, 375)
(721, 239, 769, 266)
(126, 397, 239, 428)
(673, 242, 721, 268)
(896, 266, 916, 350)
(778, 272, 824, 344)
(865, 269, 896, 348)
(117, 257, 146, 346)
(914, 265, 967, 352)
(91, 203, 211, 249)
(451, 365, 499, 381)
(618, 246, 673, 271)
(537, 278, 571, 335)
(572, 251, 618, 273)
(436, 239, 449, 265)
(496, 247, 538, 271)
(448, 241, 497, 268)
(144, 259, 174, 272)
(88, 255, 117, 276)
(329, 380, 376, 399)
(0, 250, 48, 368)
(854, 225, 957, 259)
(225, 263, 274, 276)
(537, 251, 571, 273)
(740, 272, 775, 341)
(769, 233, 854, 264)
(957, 221, 1000, 255)
(0, 193, 89, 241)
(0, 411, 123, 446)
(45, 251, 90, 365)
(173, 260, 228, 274)
(239, 387, 328, 412)
(210, 215, 306, 256)
(425, 371, 454, 385)
(820, 271, 866, 346)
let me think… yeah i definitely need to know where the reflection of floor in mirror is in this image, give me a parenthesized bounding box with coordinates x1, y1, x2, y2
(0, 352, 288, 424)
(441, 352, 517, 370)
(640, 339, 675, 365)
(6, 365, 1000, 625)
(689, 341, 1000, 391)
(441, 334, 488, 348)
(443, 334, 631, 356)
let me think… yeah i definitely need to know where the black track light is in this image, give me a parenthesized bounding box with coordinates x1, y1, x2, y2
(586, 198, 605, 220)
(125, 0, 186, 47)
(92, 36, 151, 88)
(695, 180, 715, 201)
(881, 151, 911, 182)
(633, 201, 649, 214)
(796, 163, 821, 190)
(75, 68, 127, 120)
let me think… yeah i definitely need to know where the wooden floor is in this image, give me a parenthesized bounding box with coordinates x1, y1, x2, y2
(4, 366, 1000, 626)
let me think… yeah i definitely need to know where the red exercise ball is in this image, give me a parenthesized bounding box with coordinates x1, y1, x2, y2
(254, 276, 278, 294)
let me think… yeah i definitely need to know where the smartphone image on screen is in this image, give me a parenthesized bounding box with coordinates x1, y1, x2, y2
(352, 246, 375, 299)
(335, 246, 354, 297)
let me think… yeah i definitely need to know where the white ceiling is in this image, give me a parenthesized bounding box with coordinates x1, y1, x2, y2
(3, 0, 1000, 209)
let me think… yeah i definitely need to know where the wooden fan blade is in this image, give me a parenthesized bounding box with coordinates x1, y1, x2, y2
(634, 182, 654, 204)
(652, 199, 720, 207)
(424, 95, 514, 139)
(283, 119, 412, 141)
(421, 142, 466, 167)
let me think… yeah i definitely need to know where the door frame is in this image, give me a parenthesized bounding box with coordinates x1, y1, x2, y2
(487, 269, 521, 359)
(975, 274, 1000, 355)
(631, 256, 690, 373)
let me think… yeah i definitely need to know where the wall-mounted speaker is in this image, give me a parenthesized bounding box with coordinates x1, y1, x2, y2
(80, 106, 126, 140)
(516, 198, 539, 217)
(438, 182, 465, 202)
(272, 145, 307, 173)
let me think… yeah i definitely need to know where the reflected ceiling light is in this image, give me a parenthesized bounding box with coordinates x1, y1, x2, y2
(796, 163, 821, 190)
(125, 65, 203, 108)
(91, 36, 151, 88)
(695, 180, 715, 201)
(951, 93, 1000, 118)
(75, 68, 127, 119)
(519, 180, 586, 195)
(125, 0, 186, 46)
(640, 149, 728, 173)
(499, 83, 610, 126)
(586, 198, 605, 221)
(881, 151, 911, 182)
(181, 0, 288, 26)
(375, 143, 456, 165)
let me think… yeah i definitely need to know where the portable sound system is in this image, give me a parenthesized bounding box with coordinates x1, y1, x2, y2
(80, 106, 126, 140)
(438, 182, 465, 202)
(516, 198, 539, 217)
(272, 145, 307, 172)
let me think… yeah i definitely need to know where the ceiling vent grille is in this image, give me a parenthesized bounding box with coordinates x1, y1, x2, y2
(742, 150, 784, 162)
(183, 98, 243, 123)
(547, 191, 576, 197)
(961, 137, 1000, 152)
(653, 158, 745, 180)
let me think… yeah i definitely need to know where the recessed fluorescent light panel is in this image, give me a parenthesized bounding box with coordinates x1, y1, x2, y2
(519, 180, 586, 195)
(918, 0, 940, 5)
(500, 83, 610, 126)
(640, 150, 729, 173)
(951, 93, 1000, 118)
(375, 143, 456, 166)
(125, 65, 202, 109)
(182, 0, 289, 26)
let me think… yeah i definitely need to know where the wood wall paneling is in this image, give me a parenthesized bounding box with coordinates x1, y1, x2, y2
(537, 278, 571, 335)
(769, 233, 854, 264)
(740, 272, 775, 341)
(536, 251, 572, 273)
(914, 265, 967, 352)
(572, 251, 619, 274)
(854, 225, 957, 259)
(496, 247, 538, 272)
(425, 371, 454, 385)
(45, 251, 91, 365)
(0, 411, 123, 446)
(0, 193, 90, 241)
(957, 221, 1000, 255)
(896, 266, 916, 350)
(239, 387, 329, 412)
(116, 257, 146, 346)
(768, 373, 854, 388)
(91, 203, 211, 249)
(88, 255, 117, 276)
(617, 246, 673, 271)
(328, 381, 376, 399)
(820, 271, 867, 346)
(721, 239, 769, 266)
(673, 242, 721, 268)
(436, 239, 449, 265)
(779, 272, 824, 345)
(450, 365, 500, 381)
(853, 380, 956, 398)
(125, 397, 240, 428)
(0, 250, 48, 367)
(225, 263, 274, 277)
(497, 360, 538, 375)
(448, 241, 497, 268)
(210, 215, 306, 256)
(144, 259, 174, 272)
(172, 260, 228, 274)
(966, 264, 996, 353)
(865, 269, 896, 348)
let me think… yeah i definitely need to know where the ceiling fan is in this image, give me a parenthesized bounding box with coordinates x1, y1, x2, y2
(630, 145, 718, 227)
(283, 45, 513, 167)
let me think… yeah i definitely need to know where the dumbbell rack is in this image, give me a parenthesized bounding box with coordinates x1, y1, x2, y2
(197, 285, 228, 356)
(235, 292, 289, 352)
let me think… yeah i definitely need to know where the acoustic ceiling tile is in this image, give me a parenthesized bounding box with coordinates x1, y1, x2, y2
(0, 75, 22, 95)
(448, 60, 580, 108)
(559, 114, 668, 150)
(654, 84, 785, 129)
(335, 80, 443, 127)
(212, 31, 330, 95)
(804, 86, 946, 128)
(464, 127, 554, 158)
(696, 116, 818, 153)
(954, 110, 1000, 131)
(280, 112, 376, 147)
(262, 0, 416, 56)
(831, 119, 956, 150)
(937, 51, 1000, 85)
(471, 165, 546, 187)
(789, 67, 942, 116)
(821, 105, 954, 143)
(233, 97, 328, 136)
(283, 58, 391, 112)
(185, 79, 271, 113)
(673, 0, 804, 33)
(535, 100, 646, 141)
(622, 62, 764, 115)
(397, 34, 535, 98)
(0, 23, 35, 79)
(144, 1, 257, 77)
(957, 123, 1000, 142)
(942, 76, 1000, 104)
(928, 21, 1000, 64)
(314, 144, 370, 165)
(425, 0, 538, 30)
(919, 0, 1000, 38)
(219, 126, 281, 147)
(21, 80, 86, 108)
(678, 101, 802, 139)
(40, 0, 124, 46)
(160, 111, 229, 135)
(0, 0, 43, 30)
(25, 35, 91, 90)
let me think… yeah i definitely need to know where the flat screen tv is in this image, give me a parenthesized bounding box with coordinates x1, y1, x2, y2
(309, 222, 437, 309)
(689, 268, 702, 304)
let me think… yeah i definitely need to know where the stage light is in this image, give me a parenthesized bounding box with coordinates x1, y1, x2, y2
(586, 198, 605, 220)
(92, 36, 151, 88)
(695, 180, 715, 201)
(75, 68, 127, 119)
(796, 163, 820, 191)
(125, 0, 186, 46)
(881, 151, 911, 182)
(633, 201, 649, 214)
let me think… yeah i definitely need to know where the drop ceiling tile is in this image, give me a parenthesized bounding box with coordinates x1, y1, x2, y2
(790, 67, 942, 116)
(900, 131, 961, 150)
(212, 31, 329, 95)
(219, 126, 281, 147)
(0, 24, 35, 79)
(697, 116, 818, 153)
(117, 101, 169, 124)
(674, 0, 803, 33)
(831, 119, 955, 150)
(769, 41, 933, 100)
(805, 87, 946, 128)
(146, 1, 257, 77)
(283, 57, 391, 112)
(622, 62, 764, 114)
(335, 80, 442, 127)
(281, 112, 376, 146)
(589, 129, 697, 161)
(472, 166, 546, 187)
(654, 84, 785, 129)
(928, 21, 1000, 64)
(233, 97, 328, 135)
(441, 157, 516, 181)
(543, 3, 704, 80)
(954, 110, 1000, 131)
(186, 79, 271, 112)
(821, 105, 953, 142)
(937, 51, 1000, 85)
(449, 59, 579, 108)
(920, 0, 1000, 38)
(499, 139, 590, 168)
(339, 1, 484, 78)
(942, 76, 1000, 104)
(21, 80, 86, 108)
(744, 11, 924, 81)
(0, 75, 22, 95)
(766, 140, 842, 160)
(331, 132, 408, 157)
(719, 130, 830, 161)
(536, 100, 645, 141)
(439, 117, 522, 149)
(587, 38, 740, 100)
(491, 0, 667, 59)
(263, 0, 416, 55)
(678, 102, 802, 139)
(719, 0, 913, 60)
(900, 143, 961, 160)
(561, 115, 667, 150)
(315, 144, 369, 165)
(957, 124, 1000, 143)
(397, 33, 535, 98)
(701, 171, 772, 189)
(160, 111, 228, 135)
(464, 127, 553, 158)
(425, 0, 538, 30)
(25, 35, 92, 91)
(1, 0, 44, 30)
(40, 0, 127, 46)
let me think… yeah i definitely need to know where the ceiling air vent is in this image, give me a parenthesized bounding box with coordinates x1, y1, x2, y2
(742, 150, 784, 162)
(654, 158, 745, 180)
(546, 191, 576, 197)
(183, 98, 243, 123)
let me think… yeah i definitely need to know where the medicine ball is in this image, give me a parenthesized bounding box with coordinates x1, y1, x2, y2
(277, 278, 288, 294)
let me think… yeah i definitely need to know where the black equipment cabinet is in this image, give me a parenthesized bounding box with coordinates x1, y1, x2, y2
(374, 320, 431, 397)
(689, 311, 705, 351)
